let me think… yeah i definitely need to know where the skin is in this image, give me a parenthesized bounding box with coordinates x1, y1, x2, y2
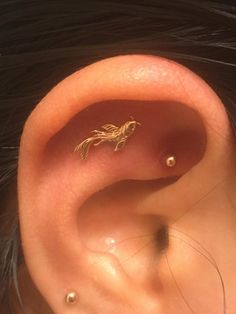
(12, 54, 236, 313)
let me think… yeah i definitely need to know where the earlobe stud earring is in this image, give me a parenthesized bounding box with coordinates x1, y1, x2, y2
(165, 155, 177, 167)
(65, 291, 78, 304)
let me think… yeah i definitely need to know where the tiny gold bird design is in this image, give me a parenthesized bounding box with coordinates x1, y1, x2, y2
(74, 119, 141, 160)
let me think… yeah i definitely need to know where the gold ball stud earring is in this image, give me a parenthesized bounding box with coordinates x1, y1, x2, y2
(65, 291, 78, 304)
(165, 155, 176, 168)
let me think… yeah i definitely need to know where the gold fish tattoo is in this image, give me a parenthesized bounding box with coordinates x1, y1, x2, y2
(74, 119, 141, 160)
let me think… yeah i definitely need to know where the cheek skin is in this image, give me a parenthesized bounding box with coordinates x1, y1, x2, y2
(160, 188, 236, 314)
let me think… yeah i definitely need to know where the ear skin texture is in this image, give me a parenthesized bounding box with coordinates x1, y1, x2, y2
(18, 55, 236, 313)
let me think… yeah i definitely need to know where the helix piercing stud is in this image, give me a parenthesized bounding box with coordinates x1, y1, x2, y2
(165, 155, 176, 168)
(65, 291, 78, 304)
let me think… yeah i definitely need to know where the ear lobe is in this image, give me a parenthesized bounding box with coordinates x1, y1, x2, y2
(17, 54, 236, 313)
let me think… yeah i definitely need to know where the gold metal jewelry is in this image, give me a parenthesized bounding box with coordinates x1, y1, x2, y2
(165, 155, 176, 168)
(65, 291, 78, 304)
(74, 119, 141, 160)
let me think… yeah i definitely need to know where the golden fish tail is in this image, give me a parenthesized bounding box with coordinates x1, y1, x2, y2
(74, 137, 96, 160)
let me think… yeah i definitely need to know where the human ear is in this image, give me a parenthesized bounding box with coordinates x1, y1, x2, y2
(17, 54, 236, 313)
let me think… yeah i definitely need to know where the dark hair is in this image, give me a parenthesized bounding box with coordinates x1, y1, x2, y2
(0, 0, 236, 312)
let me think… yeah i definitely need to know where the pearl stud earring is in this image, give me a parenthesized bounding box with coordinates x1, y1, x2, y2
(165, 155, 176, 168)
(65, 291, 78, 304)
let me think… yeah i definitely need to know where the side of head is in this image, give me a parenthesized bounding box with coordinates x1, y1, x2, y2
(0, 1, 236, 313)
